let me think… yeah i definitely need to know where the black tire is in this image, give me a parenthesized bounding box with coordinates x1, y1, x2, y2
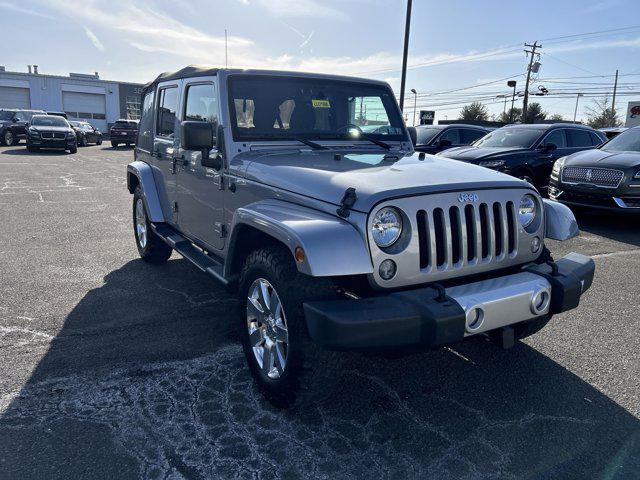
(133, 186, 172, 264)
(97, 138, 102, 145)
(238, 246, 337, 408)
(69, 146, 78, 154)
(3, 129, 16, 146)
(111, 141, 118, 148)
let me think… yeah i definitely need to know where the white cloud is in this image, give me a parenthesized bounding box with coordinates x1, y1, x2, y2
(238, 0, 347, 20)
(0, 1, 53, 18)
(83, 26, 105, 52)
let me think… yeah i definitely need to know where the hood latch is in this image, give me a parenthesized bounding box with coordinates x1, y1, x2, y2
(336, 187, 357, 218)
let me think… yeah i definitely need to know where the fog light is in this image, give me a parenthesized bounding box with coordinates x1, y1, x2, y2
(379, 259, 397, 280)
(531, 236, 541, 253)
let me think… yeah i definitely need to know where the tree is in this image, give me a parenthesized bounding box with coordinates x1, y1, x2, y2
(459, 102, 489, 121)
(585, 96, 622, 128)
(549, 113, 564, 121)
(523, 102, 547, 123)
(498, 107, 522, 123)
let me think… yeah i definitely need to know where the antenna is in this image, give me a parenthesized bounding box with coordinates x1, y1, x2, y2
(225, 29, 228, 68)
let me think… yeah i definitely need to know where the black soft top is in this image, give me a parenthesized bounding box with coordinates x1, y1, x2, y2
(142, 65, 220, 94)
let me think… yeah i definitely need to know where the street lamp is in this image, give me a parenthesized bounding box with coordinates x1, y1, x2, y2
(573, 93, 583, 123)
(507, 80, 517, 122)
(410, 88, 417, 126)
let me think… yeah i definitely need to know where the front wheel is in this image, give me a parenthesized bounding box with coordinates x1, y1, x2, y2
(239, 246, 337, 407)
(3, 130, 16, 146)
(133, 187, 172, 264)
(111, 141, 118, 148)
(97, 138, 102, 145)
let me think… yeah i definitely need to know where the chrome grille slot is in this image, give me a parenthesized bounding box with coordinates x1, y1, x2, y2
(416, 200, 518, 272)
(562, 166, 623, 188)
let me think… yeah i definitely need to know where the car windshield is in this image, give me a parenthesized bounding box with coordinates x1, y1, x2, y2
(0, 110, 15, 121)
(228, 75, 405, 142)
(31, 115, 69, 127)
(601, 127, 640, 152)
(415, 126, 444, 145)
(473, 127, 545, 148)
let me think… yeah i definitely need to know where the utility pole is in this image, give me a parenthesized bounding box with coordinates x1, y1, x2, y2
(398, 0, 413, 112)
(573, 93, 583, 123)
(611, 69, 619, 125)
(522, 41, 541, 123)
(225, 29, 228, 68)
(410, 89, 417, 125)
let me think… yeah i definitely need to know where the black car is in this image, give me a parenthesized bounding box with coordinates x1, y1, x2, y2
(0, 109, 46, 145)
(47, 111, 68, 119)
(549, 126, 640, 212)
(26, 115, 77, 153)
(437, 123, 606, 190)
(69, 121, 103, 146)
(110, 119, 139, 147)
(599, 127, 627, 139)
(408, 124, 491, 154)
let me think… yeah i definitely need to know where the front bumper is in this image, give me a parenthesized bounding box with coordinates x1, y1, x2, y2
(304, 252, 595, 350)
(549, 179, 640, 211)
(28, 137, 76, 149)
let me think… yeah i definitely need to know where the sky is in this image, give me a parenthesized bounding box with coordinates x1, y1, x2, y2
(2, 0, 640, 123)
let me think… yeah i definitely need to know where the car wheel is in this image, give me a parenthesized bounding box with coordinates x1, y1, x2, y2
(79, 136, 86, 147)
(3, 130, 15, 146)
(111, 141, 118, 148)
(97, 138, 102, 145)
(69, 145, 78, 154)
(239, 246, 337, 408)
(133, 187, 172, 264)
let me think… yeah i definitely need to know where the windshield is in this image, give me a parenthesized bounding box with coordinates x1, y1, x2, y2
(228, 75, 405, 142)
(415, 126, 444, 145)
(601, 127, 640, 152)
(473, 127, 545, 148)
(31, 115, 69, 127)
(0, 110, 15, 121)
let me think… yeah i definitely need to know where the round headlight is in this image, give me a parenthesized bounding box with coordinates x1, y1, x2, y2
(372, 207, 402, 247)
(518, 194, 538, 228)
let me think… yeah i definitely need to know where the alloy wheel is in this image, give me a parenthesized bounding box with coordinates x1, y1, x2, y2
(4, 131, 13, 145)
(135, 198, 147, 248)
(246, 278, 289, 379)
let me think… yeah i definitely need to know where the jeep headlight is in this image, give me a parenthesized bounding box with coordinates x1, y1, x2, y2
(479, 159, 505, 168)
(372, 207, 403, 247)
(552, 157, 565, 177)
(518, 194, 538, 228)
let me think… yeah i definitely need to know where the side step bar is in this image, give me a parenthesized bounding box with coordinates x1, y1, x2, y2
(151, 223, 230, 285)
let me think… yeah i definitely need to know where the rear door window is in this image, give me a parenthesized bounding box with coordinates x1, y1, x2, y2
(589, 131, 604, 146)
(542, 129, 567, 148)
(440, 128, 460, 145)
(567, 129, 593, 148)
(156, 87, 178, 138)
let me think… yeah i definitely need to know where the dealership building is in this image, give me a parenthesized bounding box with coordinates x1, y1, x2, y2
(0, 65, 143, 132)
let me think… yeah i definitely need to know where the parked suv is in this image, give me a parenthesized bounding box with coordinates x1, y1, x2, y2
(110, 119, 138, 147)
(70, 121, 103, 146)
(408, 124, 491, 154)
(127, 66, 594, 406)
(438, 123, 606, 190)
(26, 114, 77, 153)
(0, 109, 46, 145)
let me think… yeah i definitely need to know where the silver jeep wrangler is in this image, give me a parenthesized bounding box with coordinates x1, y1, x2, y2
(127, 66, 595, 406)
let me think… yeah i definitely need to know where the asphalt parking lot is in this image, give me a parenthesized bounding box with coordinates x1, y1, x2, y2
(0, 143, 638, 479)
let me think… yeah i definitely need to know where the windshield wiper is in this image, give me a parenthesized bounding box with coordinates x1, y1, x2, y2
(358, 133, 391, 150)
(291, 137, 328, 150)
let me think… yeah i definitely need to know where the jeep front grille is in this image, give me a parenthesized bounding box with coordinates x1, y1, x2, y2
(416, 201, 517, 271)
(562, 166, 623, 188)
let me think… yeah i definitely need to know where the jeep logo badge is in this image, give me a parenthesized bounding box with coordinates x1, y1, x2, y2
(458, 193, 479, 203)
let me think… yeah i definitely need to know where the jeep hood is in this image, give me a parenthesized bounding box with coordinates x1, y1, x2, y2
(564, 148, 640, 168)
(236, 150, 528, 213)
(438, 146, 531, 163)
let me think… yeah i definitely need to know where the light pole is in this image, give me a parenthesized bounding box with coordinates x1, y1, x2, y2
(410, 88, 417, 125)
(573, 93, 583, 123)
(507, 80, 517, 122)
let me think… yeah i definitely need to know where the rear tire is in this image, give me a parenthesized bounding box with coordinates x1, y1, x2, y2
(69, 146, 78, 154)
(133, 186, 172, 264)
(3, 130, 16, 146)
(97, 138, 102, 145)
(111, 141, 118, 148)
(238, 246, 337, 408)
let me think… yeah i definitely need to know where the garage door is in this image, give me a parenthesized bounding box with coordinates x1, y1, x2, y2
(0, 86, 31, 109)
(62, 91, 107, 131)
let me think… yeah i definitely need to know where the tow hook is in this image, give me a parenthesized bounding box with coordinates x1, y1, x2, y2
(491, 325, 516, 349)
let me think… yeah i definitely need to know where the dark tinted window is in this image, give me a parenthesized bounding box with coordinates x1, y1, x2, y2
(474, 128, 545, 148)
(461, 129, 486, 144)
(31, 115, 69, 127)
(602, 127, 640, 152)
(184, 83, 218, 125)
(589, 132, 604, 146)
(114, 120, 138, 129)
(0, 110, 14, 121)
(567, 129, 593, 147)
(542, 129, 567, 148)
(156, 87, 178, 138)
(415, 127, 443, 145)
(138, 90, 155, 150)
(440, 128, 460, 144)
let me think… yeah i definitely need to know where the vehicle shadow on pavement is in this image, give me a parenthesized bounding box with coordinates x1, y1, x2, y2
(1, 258, 638, 479)
(575, 209, 640, 248)
(1, 147, 71, 156)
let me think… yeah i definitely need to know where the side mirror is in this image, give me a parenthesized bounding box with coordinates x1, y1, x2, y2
(181, 120, 214, 161)
(407, 127, 417, 145)
(439, 138, 452, 148)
